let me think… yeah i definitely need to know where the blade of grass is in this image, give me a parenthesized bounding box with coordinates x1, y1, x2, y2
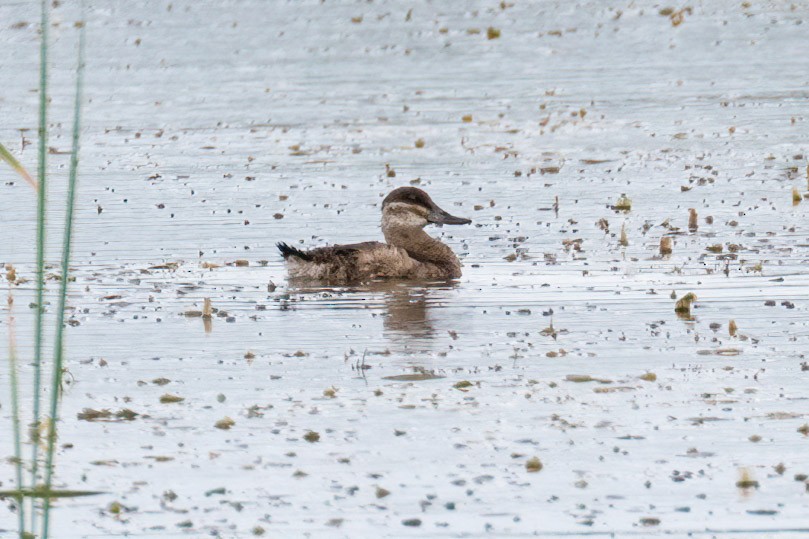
(41, 7, 86, 537)
(29, 0, 50, 533)
(6, 288, 27, 538)
(0, 143, 38, 191)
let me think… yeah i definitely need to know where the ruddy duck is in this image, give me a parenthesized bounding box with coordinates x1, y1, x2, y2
(277, 187, 471, 283)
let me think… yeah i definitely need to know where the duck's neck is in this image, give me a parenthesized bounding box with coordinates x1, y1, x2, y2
(382, 224, 461, 277)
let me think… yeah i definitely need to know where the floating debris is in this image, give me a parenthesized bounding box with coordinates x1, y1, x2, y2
(660, 236, 673, 256)
(214, 417, 235, 430)
(736, 468, 759, 490)
(159, 394, 184, 404)
(565, 374, 612, 384)
(688, 208, 698, 232)
(525, 457, 543, 473)
(77, 408, 139, 422)
(303, 431, 320, 443)
(487, 27, 501, 39)
(453, 380, 474, 389)
(383, 373, 445, 381)
(613, 194, 632, 212)
(793, 187, 802, 205)
(619, 223, 628, 247)
(674, 293, 697, 317)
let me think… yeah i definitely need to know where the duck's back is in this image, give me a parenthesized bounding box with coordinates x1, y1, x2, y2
(278, 241, 421, 283)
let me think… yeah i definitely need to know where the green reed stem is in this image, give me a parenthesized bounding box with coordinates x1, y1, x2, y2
(7, 292, 27, 538)
(29, 0, 50, 533)
(41, 7, 86, 537)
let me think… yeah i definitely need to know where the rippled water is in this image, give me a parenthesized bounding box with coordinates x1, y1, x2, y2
(1, 0, 809, 536)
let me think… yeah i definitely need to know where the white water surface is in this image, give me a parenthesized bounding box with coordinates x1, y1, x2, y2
(1, 1, 808, 537)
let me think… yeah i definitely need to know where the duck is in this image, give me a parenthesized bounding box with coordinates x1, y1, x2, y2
(277, 187, 471, 283)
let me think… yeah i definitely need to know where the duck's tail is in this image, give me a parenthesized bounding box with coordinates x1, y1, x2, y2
(277, 242, 313, 261)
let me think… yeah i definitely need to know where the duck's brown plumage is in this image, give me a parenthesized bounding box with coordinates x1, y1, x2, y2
(278, 187, 471, 283)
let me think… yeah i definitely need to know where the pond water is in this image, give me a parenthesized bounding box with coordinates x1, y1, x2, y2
(1, 0, 808, 536)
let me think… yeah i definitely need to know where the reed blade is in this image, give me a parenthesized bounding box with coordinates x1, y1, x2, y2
(41, 5, 87, 537)
(0, 143, 38, 191)
(6, 288, 27, 537)
(29, 0, 50, 533)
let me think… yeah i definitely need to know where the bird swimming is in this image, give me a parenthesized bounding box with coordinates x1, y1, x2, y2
(277, 187, 471, 283)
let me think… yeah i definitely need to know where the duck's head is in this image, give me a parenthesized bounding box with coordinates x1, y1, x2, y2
(381, 187, 471, 230)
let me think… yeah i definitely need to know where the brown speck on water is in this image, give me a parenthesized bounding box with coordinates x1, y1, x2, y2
(414, 138, 425, 148)
(619, 223, 628, 247)
(402, 518, 422, 527)
(660, 236, 673, 256)
(792, 187, 802, 205)
(487, 27, 501, 39)
(323, 387, 337, 398)
(674, 293, 697, 317)
(159, 394, 184, 404)
(303, 431, 320, 443)
(613, 194, 631, 212)
(688, 208, 698, 232)
(798, 424, 809, 436)
(454, 380, 474, 389)
(640, 517, 661, 526)
(736, 468, 759, 490)
(566, 374, 612, 384)
(526, 457, 543, 472)
(729, 320, 738, 337)
(375, 486, 391, 498)
(462, 114, 473, 123)
(639, 372, 657, 382)
(214, 417, 235, 430)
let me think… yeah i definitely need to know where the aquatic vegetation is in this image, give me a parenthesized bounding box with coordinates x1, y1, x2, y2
(0, 142, 37, 190)
(0, 2, 87, 537)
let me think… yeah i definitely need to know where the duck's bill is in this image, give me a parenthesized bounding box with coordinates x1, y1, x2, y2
(428, 208, 472, 225)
